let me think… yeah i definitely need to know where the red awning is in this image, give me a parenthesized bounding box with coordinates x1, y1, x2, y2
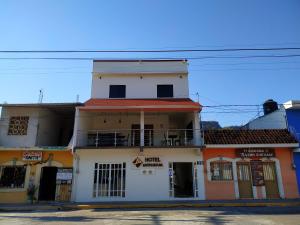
(78, 98, 201, 112)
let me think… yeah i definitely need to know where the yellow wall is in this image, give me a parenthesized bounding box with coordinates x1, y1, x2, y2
(0, 150, 73, 203)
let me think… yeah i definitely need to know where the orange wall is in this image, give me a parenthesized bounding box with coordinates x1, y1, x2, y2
(203, 148, 236, 200)
(203, 148, 299, 199)
(0, 150, 73, 203)
(275, 148, 299, 198)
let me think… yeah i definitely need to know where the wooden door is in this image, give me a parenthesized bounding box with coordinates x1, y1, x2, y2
(263, 162, 280, 199)
(237, 163, 253, 198)
(55, 184, 72, 201)
(131, 124, 153, 146)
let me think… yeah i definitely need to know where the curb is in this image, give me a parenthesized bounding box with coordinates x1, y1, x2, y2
(62, 202, 300, 210)
(1, 202, 300, 212)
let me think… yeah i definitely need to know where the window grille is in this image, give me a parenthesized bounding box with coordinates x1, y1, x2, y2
(0, 166, 27, 188)
(93, 163, 126, 198)
(210, 161, 233, 181)
(8, 116, 29, 135)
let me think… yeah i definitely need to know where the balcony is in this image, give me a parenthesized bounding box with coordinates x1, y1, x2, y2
(75, 128, 203, 148)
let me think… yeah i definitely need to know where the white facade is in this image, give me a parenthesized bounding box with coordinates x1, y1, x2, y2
(247, 108, 287, 130)
(72, 59, 203, 202)
(73, 148, 205, 202)
(91, 60, 189, 99)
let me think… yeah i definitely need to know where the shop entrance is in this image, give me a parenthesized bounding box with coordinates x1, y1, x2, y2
(237, 163, 253, 198)
(38, 167, 58, 201)
(172, 162, 194, 198)
(263, 162, 280, 199)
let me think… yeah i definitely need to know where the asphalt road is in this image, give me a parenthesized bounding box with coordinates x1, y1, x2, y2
(1, 206, 300, 225)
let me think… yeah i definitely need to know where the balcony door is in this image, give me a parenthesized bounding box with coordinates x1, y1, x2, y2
(131, 124, 153, 146)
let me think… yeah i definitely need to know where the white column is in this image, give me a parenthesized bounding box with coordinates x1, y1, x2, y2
(197, 151, 205, 200)
(72, 108, 79, 152)
(193, 111, 201, 146)
(232, 160, 240, 199)
(140, 111, 144, 147)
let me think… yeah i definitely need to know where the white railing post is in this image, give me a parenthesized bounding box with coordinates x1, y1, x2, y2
(149, 130, 152, 146)
(114, 131, 117, 147)
(184, 130, 187, 146)
(166, 130, 169, 146)
(96, 131, 99, 147)
(140, 111, 144, 147)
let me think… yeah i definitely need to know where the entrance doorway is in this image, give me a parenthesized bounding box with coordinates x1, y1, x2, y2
(38, 167, 58, 201)
(237, 163, 253, 198)
(263, 162, 280, 199)
(171, 162, 194, 198)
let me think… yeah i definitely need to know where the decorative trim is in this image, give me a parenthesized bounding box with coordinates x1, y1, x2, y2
(205, 144, 298, 148)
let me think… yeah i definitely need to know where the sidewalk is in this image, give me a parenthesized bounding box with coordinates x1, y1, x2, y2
(1, 199, 300, 212)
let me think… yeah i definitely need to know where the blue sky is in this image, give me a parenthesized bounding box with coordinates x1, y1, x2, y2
(0, 0, 300, 126)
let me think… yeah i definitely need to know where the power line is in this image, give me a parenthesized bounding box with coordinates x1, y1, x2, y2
(0, 47, 300, 53)
(0, 54, 300, 61)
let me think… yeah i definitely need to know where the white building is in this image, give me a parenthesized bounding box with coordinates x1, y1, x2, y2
(71, 59, 205, 202)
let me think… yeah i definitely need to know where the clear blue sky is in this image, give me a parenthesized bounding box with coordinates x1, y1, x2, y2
(0, 0, 300, 126)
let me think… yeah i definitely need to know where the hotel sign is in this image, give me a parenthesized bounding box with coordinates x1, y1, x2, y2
(23, 151, 42, 161)
(132, 156, 163, 168)
(236, 149, 275, 159)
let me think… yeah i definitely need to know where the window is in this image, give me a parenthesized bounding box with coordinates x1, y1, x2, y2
(210, 161, 233, 180)
(0, 166, 27, 188)
(109, 85, 126, 98)
(93, 163, 126, 198)
(8, 116, 29, 135)
(157, 85, 174, 98)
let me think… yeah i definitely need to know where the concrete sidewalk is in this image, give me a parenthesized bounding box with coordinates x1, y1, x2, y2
(1, 199, 300, 212)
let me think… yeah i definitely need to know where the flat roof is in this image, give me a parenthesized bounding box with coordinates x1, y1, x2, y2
(0, 102, 83, 107)
(93, 59, 187, 62)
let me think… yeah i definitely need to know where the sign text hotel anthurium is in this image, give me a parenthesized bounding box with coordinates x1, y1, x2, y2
(132, 156, 163, 168)
(236, 149, 275, 158)
(22, 151, 42, 161)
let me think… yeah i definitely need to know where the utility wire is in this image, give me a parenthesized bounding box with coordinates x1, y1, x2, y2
(0, 47, 300, 53)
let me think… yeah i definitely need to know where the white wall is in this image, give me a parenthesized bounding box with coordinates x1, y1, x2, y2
(73, 148, 205, 202)
(91, 74, 189, 99)
(93, 60, 188, 74)
(248, 108, 287, 129)
(0, 107, 39, 147)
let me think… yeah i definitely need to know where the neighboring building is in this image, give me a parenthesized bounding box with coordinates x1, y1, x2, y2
(71, 59, 205, 202)
(0, 103, 81, 203)
(204, 129, 299, 199)
(247, 99, 300, 194)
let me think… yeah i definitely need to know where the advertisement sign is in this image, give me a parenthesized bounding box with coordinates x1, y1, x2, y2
(250, 160, 265, 186)
(236, 148, 275, 158)
(56, 168, 73, 184)
(22, 151, 42, 161)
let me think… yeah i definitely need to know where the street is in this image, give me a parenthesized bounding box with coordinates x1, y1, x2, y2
(1, 206, 300, 225)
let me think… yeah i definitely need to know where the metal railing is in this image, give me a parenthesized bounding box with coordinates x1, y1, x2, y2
(76, 129, 203, 148)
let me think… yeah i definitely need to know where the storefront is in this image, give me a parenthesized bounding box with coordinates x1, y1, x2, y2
(0, 148, 73, 203)
(203, 129, 299, 200)
(72, 148, 205, 202)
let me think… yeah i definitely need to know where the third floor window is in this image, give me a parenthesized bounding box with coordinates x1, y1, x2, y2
(109, 85, 126, 98)
(157, 85, 173, 98)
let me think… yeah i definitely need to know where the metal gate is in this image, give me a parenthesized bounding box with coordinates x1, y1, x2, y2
(237, 163, 253, 198)
(263, 162, 280, 199)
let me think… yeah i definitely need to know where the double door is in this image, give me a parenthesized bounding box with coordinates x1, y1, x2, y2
(237, 162, 279, 199)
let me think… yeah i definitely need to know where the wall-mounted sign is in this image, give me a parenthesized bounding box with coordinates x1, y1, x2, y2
(56, 168, 73, 180)
(132, 156, 163, 168)
(23, 151, 42, 161)
(250, 160, 265, 186)
(236, 149, 275, 159)
(56, 168, 73, 184)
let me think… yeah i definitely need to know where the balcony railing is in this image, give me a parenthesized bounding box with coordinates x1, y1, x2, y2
(76, 129, 203, 148)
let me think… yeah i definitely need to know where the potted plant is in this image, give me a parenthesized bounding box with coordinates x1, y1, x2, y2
(27, 183, 38, 204)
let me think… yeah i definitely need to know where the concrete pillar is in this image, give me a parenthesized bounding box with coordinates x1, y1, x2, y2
(193, 111, 201, 146)
(140, 111, 144, 147)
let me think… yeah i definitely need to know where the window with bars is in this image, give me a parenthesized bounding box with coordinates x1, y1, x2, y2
(210, 161, 233, 181)
(7, 116, 29, 135)
(0, 166, 27, 188)
(93, 163, 126, 198)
